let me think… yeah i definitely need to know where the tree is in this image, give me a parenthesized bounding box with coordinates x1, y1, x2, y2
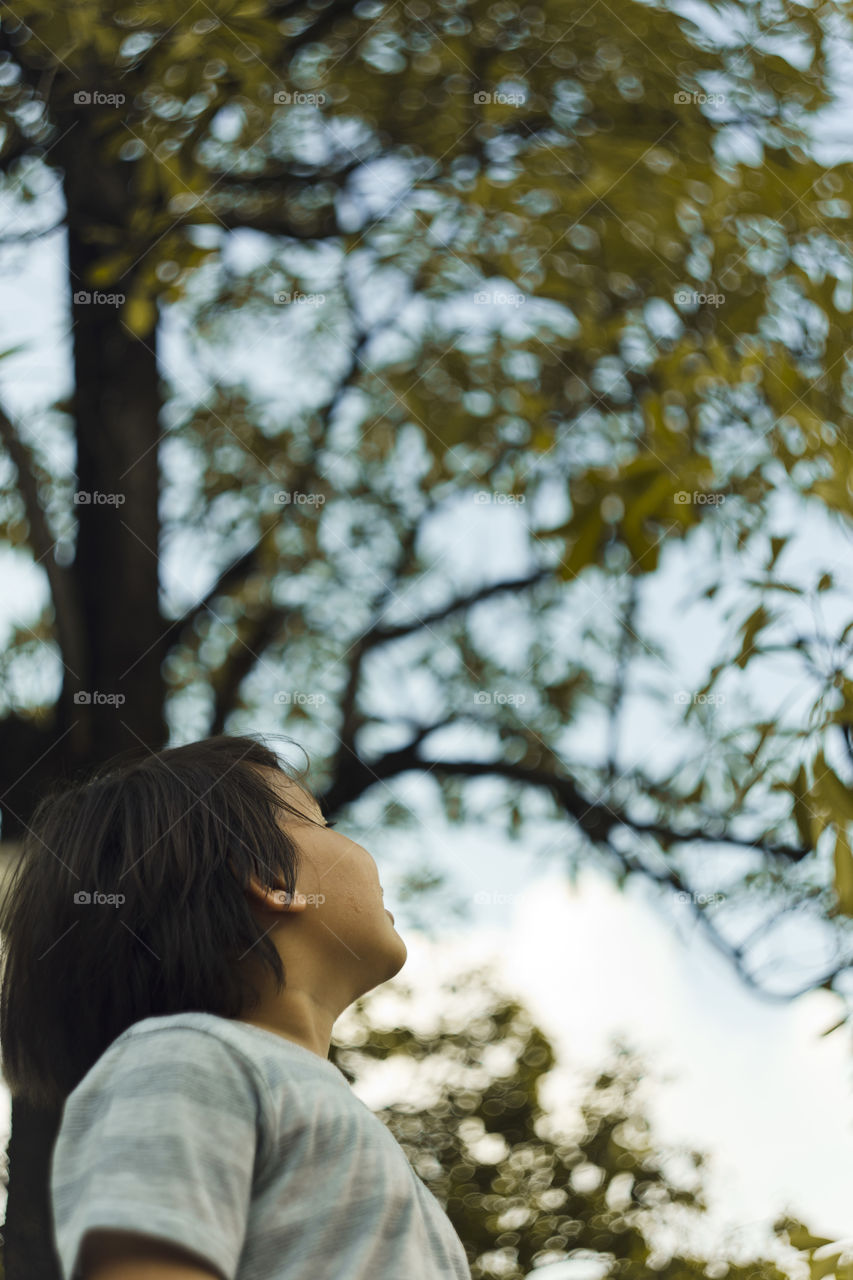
(0, 0, 852, 1273)
(332, 968, 845, 1280)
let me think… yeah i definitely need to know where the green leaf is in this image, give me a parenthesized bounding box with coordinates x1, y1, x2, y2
(785, 1220, 837, 1251)
(122, 294, 158, 339)
(833, 827, 853, 914)
(812, 751, 853, 824)
(734, 605, 773, 669)
(0, 343, 27, 362)
(767, 535, 787, 571)
(790, 765, 813, 849)
(557, 508, 605, 580)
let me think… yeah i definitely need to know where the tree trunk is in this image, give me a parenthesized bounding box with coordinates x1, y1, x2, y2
(61, 120, 168, 763)
(3, 115, 168, 1280)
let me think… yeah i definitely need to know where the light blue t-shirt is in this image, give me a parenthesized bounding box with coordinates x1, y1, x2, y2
(50, 1011, 472, 1280)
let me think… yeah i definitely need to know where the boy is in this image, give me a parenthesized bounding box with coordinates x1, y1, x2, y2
(0, 734, 472, 1280)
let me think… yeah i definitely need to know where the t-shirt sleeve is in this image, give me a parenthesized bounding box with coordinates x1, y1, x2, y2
(50, 1027, 266, 1280)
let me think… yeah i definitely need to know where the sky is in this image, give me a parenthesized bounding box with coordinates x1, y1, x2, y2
(340, 807, 853, 1260)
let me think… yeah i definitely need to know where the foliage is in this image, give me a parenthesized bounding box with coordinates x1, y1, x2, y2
(0, 0, 851, 1005)
(2, 3, 853, 1273)
(333, 969, 844, 1280)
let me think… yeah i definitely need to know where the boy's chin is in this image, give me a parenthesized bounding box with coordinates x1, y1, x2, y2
(380, 933, 408, 981)
(350, 929, 407, 995)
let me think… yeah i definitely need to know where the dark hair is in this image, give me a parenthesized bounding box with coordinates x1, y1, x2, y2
(0, 733, 317, 1109)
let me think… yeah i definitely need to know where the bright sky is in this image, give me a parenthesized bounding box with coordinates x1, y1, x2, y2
(340, 807, 853, 1264)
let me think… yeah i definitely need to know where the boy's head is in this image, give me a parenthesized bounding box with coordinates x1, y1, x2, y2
(0, 734, 406, 1109)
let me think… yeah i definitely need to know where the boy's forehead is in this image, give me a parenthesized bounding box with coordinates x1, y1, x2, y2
(262, 767, 321, 822)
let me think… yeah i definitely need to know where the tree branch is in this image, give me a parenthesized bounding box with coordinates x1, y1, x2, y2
(278, 0, 361, 57)
(614, 842, 849, 1002)
(162, 539, 267, 648)
(0, 222, 65, 244)
(424, 112, 556, 177)
(368, 570, 551, 648)
(424, 757, 811, 860)
(627, 814, 809, 862)
(204, 156, 366, 194)
(164, 430, 342, 655)
(185, 205, 342, 239)
(0, 403, 86, 688)
(321, 743, 814, 862)
(319, 740, 839, 1000)
(334, 513, 426, 756)
(210, 605, 290, 734)
(333, 566, 549, 769)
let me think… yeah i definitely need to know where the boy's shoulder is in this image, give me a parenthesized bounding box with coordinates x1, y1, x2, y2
(64, 1012, 358, 1151)
(105, 1011, 352, 1098)
(112, 1010, 277, 1060)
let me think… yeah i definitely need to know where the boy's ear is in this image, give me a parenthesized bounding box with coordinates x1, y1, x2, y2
(245, 873, 308, 913)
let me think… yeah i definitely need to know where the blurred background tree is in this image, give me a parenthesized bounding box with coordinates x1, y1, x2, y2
(332, 967, 842, 1280)
(0, 0, 851, 1273)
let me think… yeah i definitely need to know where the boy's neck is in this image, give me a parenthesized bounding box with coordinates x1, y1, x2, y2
(233, 984, 343, 1059)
